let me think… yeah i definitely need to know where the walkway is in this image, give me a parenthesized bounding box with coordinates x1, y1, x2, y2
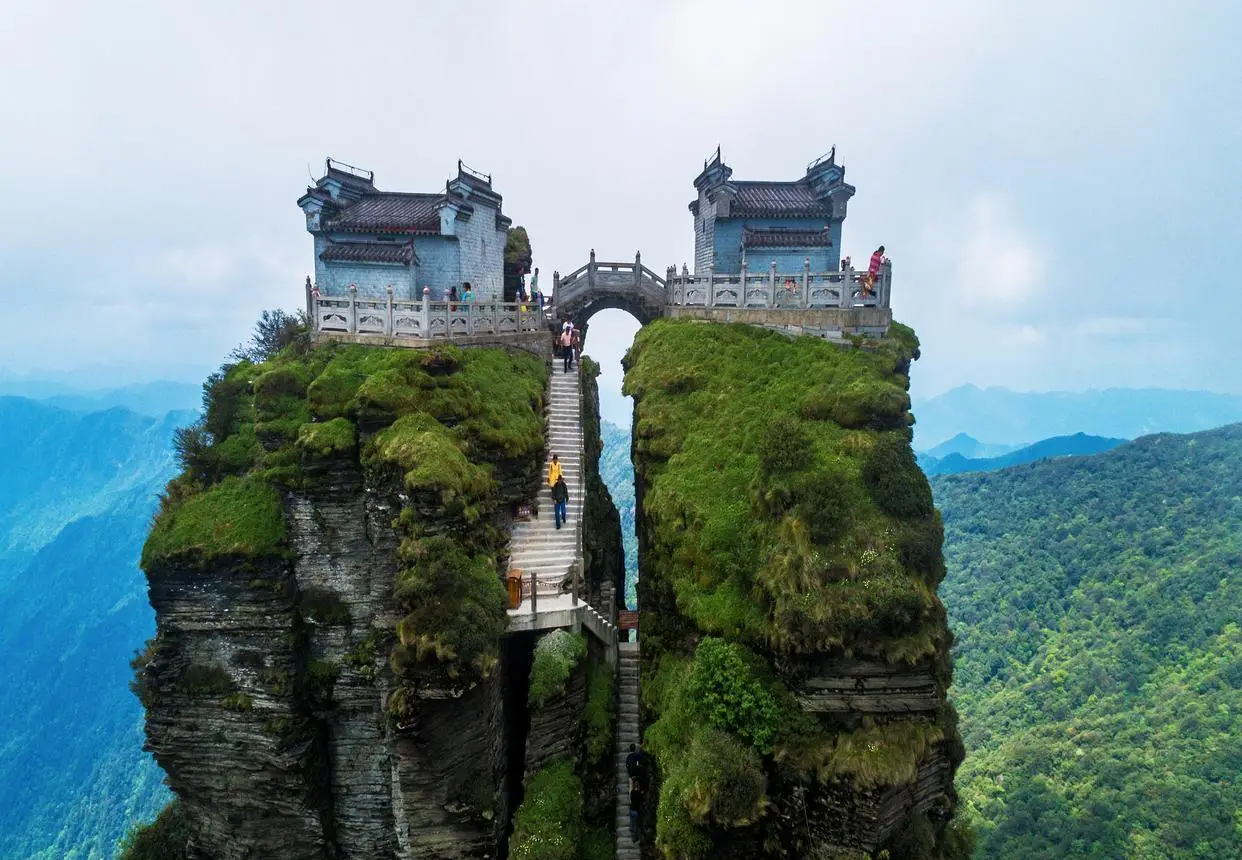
(614, 640, 640, 859)
(507, 358, 586, 630)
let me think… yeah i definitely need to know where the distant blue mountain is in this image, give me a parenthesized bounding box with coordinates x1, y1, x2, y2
(913, 386, 1242, 449)
(0, 398, 181, 858)
(921, 432, 1021, 460)
(0, 380, 202, 418)
(921, 432, 1126, 477)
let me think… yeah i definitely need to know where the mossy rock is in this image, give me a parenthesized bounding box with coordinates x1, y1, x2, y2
(508, 759, 584, 860)
(528, 630, 586, 708)
(296, 417, 356, 460)
(143, 475, 286, 567)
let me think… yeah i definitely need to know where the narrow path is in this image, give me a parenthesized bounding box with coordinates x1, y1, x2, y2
(508, 359, 584, 609)
(615, 640, 640, 859)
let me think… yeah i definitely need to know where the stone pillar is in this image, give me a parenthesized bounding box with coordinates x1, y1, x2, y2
(740, 259, 749, 307)
(666, 266, 677, 305)
(802, 258, 811, 307)
(421, 286, 430, 335)
(769, 262, 777, 307)
(385, 285, 394, 336)
(304, 276, 314, 321)
(881, 259, 893, 308)
(839, 264, 853, 308)
(348, 284, 358, 334)
(634, 250, 643, 292)
(588, 248, 597, 292)
(706, 266, 715, 307)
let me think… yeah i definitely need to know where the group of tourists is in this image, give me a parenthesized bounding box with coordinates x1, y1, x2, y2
(547, 455, 570, 529)
(626, 743, 652, 843)
(557, 321, 581, 373)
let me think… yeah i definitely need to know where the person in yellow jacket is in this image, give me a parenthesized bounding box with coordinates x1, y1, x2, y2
(548, 454, 562, 487)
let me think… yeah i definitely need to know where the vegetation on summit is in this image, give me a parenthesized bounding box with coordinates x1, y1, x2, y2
(625, 319, 964, 858)
(936, 424, 1242, 858)
(142, 323, 547, 686)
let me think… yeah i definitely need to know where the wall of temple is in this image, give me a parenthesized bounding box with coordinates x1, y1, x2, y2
(713, 217, 843, 275)
(449, 207, 506, 302)
(693, 190, 717, 276)
(320, 260, 414, 299)
(412, 236, 460, 301)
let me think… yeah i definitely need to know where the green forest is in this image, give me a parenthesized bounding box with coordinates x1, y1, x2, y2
(935, 424, 1242, 858)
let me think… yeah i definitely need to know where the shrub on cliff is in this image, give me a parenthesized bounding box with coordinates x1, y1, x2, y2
(118, 801, 187, 860)
(508, 759, 584, 860)
(529, 630, 587, 708)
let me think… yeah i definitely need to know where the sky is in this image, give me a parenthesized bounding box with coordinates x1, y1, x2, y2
(2, 1, 1240, 414)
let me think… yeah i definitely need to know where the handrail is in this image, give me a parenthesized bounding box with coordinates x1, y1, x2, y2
(310, 284, 546, 340)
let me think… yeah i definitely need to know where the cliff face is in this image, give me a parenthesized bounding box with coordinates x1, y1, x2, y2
(134, 342, 548, 859)
(623, 320, 968, 859)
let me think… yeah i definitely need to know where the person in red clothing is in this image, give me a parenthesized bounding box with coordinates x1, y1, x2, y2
(864, 246, 885, 297)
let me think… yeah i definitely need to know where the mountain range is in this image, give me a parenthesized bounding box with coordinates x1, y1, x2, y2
(0, 398, 184, 859)
(935, 423, 1242, 857)
(918, 432, 1126, 477)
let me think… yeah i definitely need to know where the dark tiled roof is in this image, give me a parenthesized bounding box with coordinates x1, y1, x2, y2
(729, 181, 830, 217)
(319, 241, 415, 265)
(325, 193, 444, 233)
(742, 227, 833, 248)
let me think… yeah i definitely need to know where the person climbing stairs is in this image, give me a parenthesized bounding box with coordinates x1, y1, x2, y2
(615, 640, 641, 858)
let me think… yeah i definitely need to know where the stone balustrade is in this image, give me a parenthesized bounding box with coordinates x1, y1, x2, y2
(311, 284, 545, 340)
(664, 259, 892, 311)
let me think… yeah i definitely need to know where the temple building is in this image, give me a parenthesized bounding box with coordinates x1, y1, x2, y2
(690, 147, 855, 276)
(297, 158, 511, 301)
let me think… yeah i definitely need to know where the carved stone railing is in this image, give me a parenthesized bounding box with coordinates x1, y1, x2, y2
(664, 259, 893, 311)
(311, 284, 544, 339)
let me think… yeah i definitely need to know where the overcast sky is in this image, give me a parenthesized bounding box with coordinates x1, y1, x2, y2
(2, 1, 1239, 416)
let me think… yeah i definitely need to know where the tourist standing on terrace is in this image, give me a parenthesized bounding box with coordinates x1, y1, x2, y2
(530, 267, 539, 303)
(864, 246, 885, 297)
(461, 282, 475, 304)
(552, 475, 569, 529)
(448, 284, 459, 311)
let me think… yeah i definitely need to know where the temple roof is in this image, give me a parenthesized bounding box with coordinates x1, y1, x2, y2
(742, 226, 834, 248)
(319, 240, 416, 265)
(323, 192, 448, 234)
(728, 181, 831, 217)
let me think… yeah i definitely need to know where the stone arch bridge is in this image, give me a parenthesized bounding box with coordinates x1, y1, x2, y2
(550, 250, 668, 331)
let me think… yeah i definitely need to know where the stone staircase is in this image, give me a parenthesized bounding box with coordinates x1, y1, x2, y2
(508, 359, 585, 615)
(615, 640, 641, 859)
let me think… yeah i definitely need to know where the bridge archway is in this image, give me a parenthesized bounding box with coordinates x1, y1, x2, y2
(550, 250, 667, 343)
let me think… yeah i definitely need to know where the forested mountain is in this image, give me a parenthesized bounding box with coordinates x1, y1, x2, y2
(935, 424, 1242, 858)
(919, 432, 1124, 477)
(0, 399, 183, 859)
(600, 420, 637, 608)
(914, 385, 1242, 449)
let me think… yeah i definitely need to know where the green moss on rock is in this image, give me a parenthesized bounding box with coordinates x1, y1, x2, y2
(143, 475, 286, 567)
(295, 417, 356, 460)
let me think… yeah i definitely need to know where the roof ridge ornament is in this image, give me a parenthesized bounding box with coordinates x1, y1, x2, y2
(806, 146, 836, 174)
(325, 157, 374, 182)
(457, 159, 492, 185)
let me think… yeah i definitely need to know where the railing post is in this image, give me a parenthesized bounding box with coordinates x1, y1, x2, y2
(802, 258, 811, 307)
(588, 248, 597, 292)
(531, 567, 538, 614)
(348, 284, 358, 334)
(304, 276, 314, 320)
(740, 259, 749, 307)
(634, 250, 642, 292)
(421, 286, 431, 335)
(666, 266, 676, 305)
(706, 266, 715, 307)
(839, 264, 852, 308)
(385, 285, 394, 336)
(769, 262, 777, 307)
(881, 260, 893, 308)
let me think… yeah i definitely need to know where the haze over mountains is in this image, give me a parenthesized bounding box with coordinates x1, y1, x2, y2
(913, 385, 1242, 450)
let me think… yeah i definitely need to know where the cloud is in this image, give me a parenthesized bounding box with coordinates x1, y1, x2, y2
(947, 194, 1045, 310)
